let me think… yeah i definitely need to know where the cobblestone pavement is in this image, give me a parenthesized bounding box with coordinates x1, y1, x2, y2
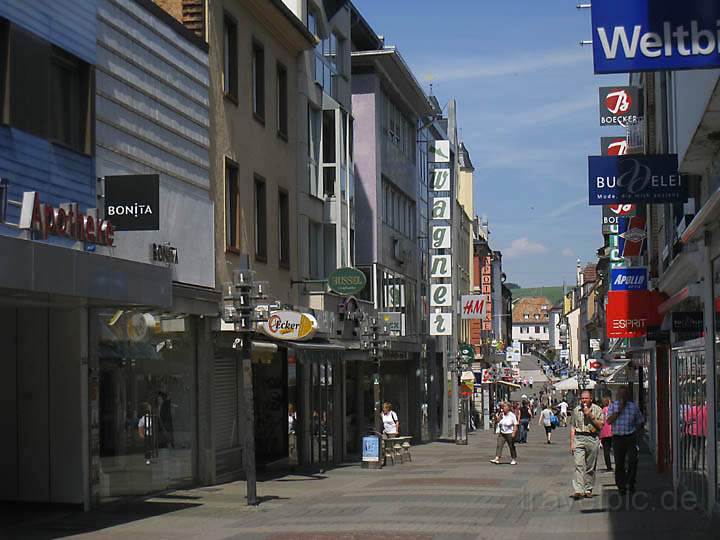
(3, 425, 717, 540)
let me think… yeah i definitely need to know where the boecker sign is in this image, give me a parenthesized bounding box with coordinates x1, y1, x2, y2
(588, 154, 686, 206)
(610, 267, 648, 292)
(592, 1, 720, 74)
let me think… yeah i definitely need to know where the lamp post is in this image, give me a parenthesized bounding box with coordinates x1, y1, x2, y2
(360, 314, 391, 435)
(221, 263, 268, 506)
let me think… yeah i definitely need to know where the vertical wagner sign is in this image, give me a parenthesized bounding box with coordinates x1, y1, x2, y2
(591, 1, 720, 74)
(429, 140, 452, 336)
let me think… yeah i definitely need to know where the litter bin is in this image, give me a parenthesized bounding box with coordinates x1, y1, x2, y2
(455, 422, 468, 445)
(361, 432, 382, 469)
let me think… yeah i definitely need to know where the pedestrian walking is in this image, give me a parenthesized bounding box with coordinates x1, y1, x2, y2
(606, 386, 645, 495)
(538, 403, 554, 444)
(569, 390, 605, 499)
(518, 400, 532, 443)
(490, 402, 518, 465)
(558, 399, 569, 427)
(600, 396, 613, 472)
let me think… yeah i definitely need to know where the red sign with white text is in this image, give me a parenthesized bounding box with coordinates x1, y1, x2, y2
(606, 290, 665, 338)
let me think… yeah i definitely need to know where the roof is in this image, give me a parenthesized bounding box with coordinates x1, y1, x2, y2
(511, 286, 565, 305)
(582, 264, 598, 283)
(459, 142, 474, 171)
(351, 48, 434, 117)
(512, 297, 551, 324)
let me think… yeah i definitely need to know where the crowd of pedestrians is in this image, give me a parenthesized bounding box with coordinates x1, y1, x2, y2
(487, 386, 645, 499)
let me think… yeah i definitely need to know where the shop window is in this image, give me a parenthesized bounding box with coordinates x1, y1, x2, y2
(276, 62, 288, 139)
(8, 25, 92, 154)
(251, 40, 265, 122)
(225, 159, 239, 252)
(278, 189, 289, 268)
(254, 175, 267, 262)
(222, 13, 238, 102)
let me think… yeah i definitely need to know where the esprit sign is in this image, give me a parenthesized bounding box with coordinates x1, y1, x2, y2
(19, 192, 115, 246)
(606, 290, 664, 338)
(599, 87, 641, 126)
(591, 1, 720, 74)
(261, 311, 318, 341)
(588, 154, 686, 205)
(104, 174, 160, 231)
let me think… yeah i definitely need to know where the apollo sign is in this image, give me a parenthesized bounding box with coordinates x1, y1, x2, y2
(592, 1, 720, 74)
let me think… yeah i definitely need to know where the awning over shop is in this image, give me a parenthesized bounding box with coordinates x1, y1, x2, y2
(553, 376, 596, 391)
(601, 361, 631, 384)
(290, 341, 347, 351)
(460, 371, 475, 381)
(498, 380, 522, 389)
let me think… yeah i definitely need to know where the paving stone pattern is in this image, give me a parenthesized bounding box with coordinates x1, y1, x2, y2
(2, 424, 717, 540)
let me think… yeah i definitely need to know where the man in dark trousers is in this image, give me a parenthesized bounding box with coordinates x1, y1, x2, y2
(606, 386, 645, 495)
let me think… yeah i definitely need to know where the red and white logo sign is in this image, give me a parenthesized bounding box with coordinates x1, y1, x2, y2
(609, 204, 635, 216)
(605, 89, 632, 114)
(619, 216, 647, 257)
(606, 138, 628, 156)
(606, 291, 665, 338)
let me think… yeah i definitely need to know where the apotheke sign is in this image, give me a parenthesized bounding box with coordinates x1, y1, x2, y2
(591, 1, 720, 74)
(19, 192, 115, 246)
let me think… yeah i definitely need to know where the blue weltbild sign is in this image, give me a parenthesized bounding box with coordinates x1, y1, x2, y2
(610, 267, 648, 291)
(588, 154, 686, 206)
(592, 1, 720, 74)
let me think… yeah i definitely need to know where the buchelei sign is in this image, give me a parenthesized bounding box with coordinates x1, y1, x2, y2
(592, 1, 720, 74)
(260, 311, 318, 341)
(588, 154, 686, 205)
(19, 192, 115, 246)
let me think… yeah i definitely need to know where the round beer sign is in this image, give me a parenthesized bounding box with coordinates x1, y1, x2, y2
(328, 267, 366, 295)
(261, 311, 318, 341)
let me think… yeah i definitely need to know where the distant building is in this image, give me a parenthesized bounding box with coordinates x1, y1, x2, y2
(511, 297, 551, 355)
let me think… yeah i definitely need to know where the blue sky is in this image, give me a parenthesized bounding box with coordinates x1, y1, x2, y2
(358, 0, 626, 287)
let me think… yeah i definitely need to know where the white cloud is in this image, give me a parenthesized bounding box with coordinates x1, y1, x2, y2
(426, 50, 589, 81)
(503, 237, 550, 259)
(561, 248, 575, 257)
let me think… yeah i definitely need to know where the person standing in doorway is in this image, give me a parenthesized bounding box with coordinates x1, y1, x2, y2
(381, 402, 399, 438)
(569, 390, 605, 499)
(138, 402, 155, 465)
(600, 396, 614, 472)
(490, 402, 519, 465)
(539, 403, 554, 444)
(606, 386, 645, 495)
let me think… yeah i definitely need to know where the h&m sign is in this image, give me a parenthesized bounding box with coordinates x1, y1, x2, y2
(592, 1, 720, 74)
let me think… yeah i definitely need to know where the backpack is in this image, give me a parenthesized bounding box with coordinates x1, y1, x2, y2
(550, 414, 559, 428)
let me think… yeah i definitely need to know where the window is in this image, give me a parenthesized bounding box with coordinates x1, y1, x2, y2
(223, 14, 238, 101)
(278, 189, 289, 268)
(535, 326, 541, 334)
(252, 40, 265, 122)
(8, 25, 92, 154)
(308, 106, 320, 196)
(254, 176, 267, 261)
(380, 89, 415, 163)
(534, 314, 540, 320)
(276, 63, 288, 139)
(309, 220, 322, 278)
(520, 326, 529, 334)
(0, 19, 7, 123)
(322, 110, 336, 164)
(225, 159, 239, 251)
(523, 313, 529, 320)
(307, 9, 318, 37)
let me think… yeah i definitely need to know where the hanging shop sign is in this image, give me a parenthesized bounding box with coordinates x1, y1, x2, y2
(606, 290, 665, 338)
(430, 168, 450, 192)
(430, 255, 452, 278)
(591, 1, 720, 74)
(430, 284, 452, 308)
(19, 191, 115, 247)
(430, 312, 452, 336)
(429, 140, 450, 163)
(601, 136, 629, 156)
(379, 312, 402, 335)
(480, 255, 493, 331)
(261, 311, 318, 341)
(598, 87, 642, 126)
(431, 225, 451, 249)
(460, 294, 488, 320)
(328, 266, 366, 295)
(618, 216, 647, 257)
(602, 204, 635, 234)
(104, 174, 160, 231)
(610, 267, 648, 291)
(671, 311, 704, 340)
(431, 197, 451, 220)
(588, 154, 685, 205)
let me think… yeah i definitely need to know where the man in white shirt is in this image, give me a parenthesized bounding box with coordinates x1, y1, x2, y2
(559, 400, 569, 426)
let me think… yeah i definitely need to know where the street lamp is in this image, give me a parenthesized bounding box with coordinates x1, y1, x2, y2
(360, 314, 391, 434)
(221, 265, 268, 506)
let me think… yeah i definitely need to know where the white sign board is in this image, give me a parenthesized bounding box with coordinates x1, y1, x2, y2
(431, 197, 451, 220)
(430, 255, 452, 278)
(430, 312, 452, 336)
(430, 284, 452, 307)
(431, 226, 451, 249)
(460, 295, 488, 320)
(429, 140, 450, 163)
(431, 168, 450, 191)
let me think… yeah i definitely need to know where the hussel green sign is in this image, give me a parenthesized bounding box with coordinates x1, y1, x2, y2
(328, 267, 366, 295)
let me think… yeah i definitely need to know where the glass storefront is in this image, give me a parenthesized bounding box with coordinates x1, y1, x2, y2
(675, 343, 708, 507)
(91, 309, 197, 503)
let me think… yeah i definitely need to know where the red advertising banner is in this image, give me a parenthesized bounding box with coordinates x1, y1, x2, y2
(606, 290, 665, 338)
